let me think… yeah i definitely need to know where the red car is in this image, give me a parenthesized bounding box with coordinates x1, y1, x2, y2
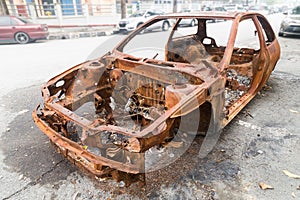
(0, 15, 48, 44)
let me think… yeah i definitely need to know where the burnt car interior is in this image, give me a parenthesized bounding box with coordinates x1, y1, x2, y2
(165, 16, 275, 110)
(166, 18, 254, 110)
(34, 14, 278, 180)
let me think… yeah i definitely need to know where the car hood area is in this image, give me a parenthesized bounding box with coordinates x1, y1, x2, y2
(287, 14, 300, 21)
(33, 52, 226, 175)
(119, 17, 144, 24)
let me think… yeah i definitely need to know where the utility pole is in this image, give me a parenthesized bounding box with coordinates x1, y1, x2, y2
(173, 0, 177, 13)
(121, 0, 126, 19)
(0, 0, 9, 15)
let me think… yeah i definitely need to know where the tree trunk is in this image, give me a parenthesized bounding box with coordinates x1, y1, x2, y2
(0, 0, 9, 15)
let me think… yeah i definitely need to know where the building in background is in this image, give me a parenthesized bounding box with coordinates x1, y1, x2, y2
(3, 0, 84, 16)
(1, 0, 299, 17)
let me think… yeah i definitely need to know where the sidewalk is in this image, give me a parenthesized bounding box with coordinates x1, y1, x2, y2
(32, 15, 121, 40)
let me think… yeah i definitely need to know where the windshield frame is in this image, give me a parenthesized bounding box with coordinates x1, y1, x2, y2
(115, 15, 235, 52)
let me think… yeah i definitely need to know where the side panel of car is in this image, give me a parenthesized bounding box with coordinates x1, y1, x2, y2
(0, 16, 15, 40)
(18, 24, 47, 39)
(256, 15, 280, 86)
(251, 16, 271, 91)
(10, 17, 24, 35)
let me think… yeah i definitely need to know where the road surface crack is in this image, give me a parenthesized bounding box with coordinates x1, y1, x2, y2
(2, 159, 64, 200)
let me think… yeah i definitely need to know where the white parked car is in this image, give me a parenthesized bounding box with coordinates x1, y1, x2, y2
(117, 10, 171, 33)
(247, 5, 270, 16)
(223, 4, 246, 12)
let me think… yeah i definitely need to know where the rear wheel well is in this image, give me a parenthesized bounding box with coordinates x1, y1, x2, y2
(14, 31, 30, 44)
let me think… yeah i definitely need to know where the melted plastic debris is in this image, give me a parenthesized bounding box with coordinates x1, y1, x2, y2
(225, 69, 251, 108)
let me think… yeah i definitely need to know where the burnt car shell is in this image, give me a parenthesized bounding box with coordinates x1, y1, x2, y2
(33, 12, 280, 177)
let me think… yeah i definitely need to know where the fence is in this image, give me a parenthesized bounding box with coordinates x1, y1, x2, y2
(5, 3, 117, 18)
(4, 1, 203, 18)
(3, 1, 218, 26)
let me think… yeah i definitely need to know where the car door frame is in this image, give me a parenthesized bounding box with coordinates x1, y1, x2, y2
(255, 15, 280, 87)
(219, 14, 272, 125)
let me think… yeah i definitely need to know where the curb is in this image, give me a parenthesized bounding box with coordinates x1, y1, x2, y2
(48, 30, 114, 40)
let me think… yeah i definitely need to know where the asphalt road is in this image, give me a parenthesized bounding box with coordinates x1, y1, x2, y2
(0, 13, 300, 200)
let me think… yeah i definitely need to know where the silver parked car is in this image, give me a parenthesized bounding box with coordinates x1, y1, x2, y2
(278, 5, 300, 37)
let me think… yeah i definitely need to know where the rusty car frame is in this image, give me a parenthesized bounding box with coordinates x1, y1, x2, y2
(33, 12, 280, 180)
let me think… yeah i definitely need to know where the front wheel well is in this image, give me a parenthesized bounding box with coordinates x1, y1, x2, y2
(169, 102, 212, 137)
(163, 20, 170, 26)
(162, 21, 170, 31)
(137, 22, 144, 28)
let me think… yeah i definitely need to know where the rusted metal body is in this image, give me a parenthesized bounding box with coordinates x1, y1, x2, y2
(33, 12, 280, 179)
